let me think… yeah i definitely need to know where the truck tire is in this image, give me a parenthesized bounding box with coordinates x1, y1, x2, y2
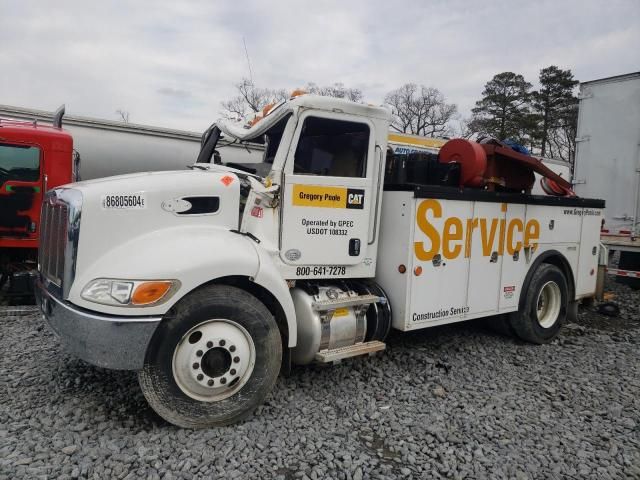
(138, 285, 282, 428)
(509, 264, 568, 344)
(484, 314, 515, 337)
(566, 300, 579, 323)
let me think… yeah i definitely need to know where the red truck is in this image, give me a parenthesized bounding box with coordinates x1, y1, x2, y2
(0, 106, 77, 299)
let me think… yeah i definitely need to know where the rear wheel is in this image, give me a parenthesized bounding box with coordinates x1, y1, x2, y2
(138, 285, 282, 428)
(509, 264, 568, 344)
(484, 314, 515, 337)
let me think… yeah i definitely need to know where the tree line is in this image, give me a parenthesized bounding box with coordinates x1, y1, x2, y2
(220, 65, 579, 163)
(221, 80, 457, 143)
(468, 67, 579, 162)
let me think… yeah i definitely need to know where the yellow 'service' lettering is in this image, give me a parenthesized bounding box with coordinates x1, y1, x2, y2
(507, 218, 524, 255)
(443, 217, 463, 259)
(414, 200, 541, 262)
(524, 220, 540, 250)
(464, 218, 478, 258)
(415, 199, 441, 261)
(479, 218, 499, 256)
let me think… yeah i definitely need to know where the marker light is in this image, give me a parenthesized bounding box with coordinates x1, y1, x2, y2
(82, 279, 178, 307)
(262, 103, 275, 116)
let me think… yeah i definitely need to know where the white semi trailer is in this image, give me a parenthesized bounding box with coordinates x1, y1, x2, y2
(572, 72, 640, 284)
(573, 72, 640, 233)
(0, 104, 264, 180)
(0, 104, 453, 180)
(36, 94, 604, 427)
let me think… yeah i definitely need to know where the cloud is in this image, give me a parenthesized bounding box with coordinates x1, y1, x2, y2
(0, 0, 638, 131)
(157, 87, 193, 99)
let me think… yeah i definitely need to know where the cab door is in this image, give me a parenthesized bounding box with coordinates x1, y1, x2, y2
(280, 111, 375, 266)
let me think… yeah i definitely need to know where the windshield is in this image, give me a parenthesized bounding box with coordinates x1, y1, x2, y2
(196, 114, 292, 179)
(0, 143, 40, 186)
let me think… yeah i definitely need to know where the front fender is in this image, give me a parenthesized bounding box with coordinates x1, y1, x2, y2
(68, 225, 297, 346)
(253, 246, 297, 347)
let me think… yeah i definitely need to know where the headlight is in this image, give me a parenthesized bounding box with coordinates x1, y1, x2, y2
(81, 279, 179, 307)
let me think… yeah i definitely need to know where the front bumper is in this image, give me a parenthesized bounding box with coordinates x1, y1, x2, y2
(36, 281, 162, 370)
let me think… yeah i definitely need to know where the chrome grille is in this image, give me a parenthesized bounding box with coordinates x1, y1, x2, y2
(39, 199, 69, 287)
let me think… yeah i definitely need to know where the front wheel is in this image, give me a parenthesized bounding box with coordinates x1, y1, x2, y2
(138, 285, 282, 428)
(508, 264, 569, 344)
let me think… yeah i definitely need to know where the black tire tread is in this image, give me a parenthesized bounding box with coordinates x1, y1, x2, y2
(508, 263, 568, 344)
(138, 285, 282, 428)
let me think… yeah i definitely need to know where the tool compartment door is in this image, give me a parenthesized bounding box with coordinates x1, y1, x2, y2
(466, 202, 505, 315)
(280, 112, 375, 266)
(526, 204, 581, 244)
(575, 207, 603, 297)
(498, 203, 528, 311)
(409, 198, 473, 328)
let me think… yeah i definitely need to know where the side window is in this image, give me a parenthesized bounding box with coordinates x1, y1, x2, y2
(293, 117, 369, 177)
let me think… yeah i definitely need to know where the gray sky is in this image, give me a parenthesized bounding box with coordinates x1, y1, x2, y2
(1, 0, 638, 132)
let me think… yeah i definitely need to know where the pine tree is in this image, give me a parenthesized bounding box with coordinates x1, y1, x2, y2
(531, 66, 579, 157)
(469, 72, 532, 143)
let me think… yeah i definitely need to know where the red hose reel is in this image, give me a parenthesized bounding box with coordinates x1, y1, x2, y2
(439, 139, 574, 196)
(438, 139, 486, 187)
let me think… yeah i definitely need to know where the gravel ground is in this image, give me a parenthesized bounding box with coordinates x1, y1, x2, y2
(1, 279, 639, 480)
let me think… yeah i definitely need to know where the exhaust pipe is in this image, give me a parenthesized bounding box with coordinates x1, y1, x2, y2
(52, 104, 65, 128)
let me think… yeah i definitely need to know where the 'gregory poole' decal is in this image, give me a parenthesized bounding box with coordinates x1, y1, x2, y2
(292, 185, 364, 209)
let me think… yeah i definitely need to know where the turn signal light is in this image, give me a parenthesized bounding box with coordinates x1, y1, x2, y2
(132, 281, 173, 305)
(398, 264, 407, 274)
(414, 266, 423, 276)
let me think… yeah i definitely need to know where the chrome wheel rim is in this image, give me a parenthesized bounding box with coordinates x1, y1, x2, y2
(536, 281, 562, 328)
(172, 319, 255, 402)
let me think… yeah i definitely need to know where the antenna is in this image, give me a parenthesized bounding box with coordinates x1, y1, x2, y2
(243, 36, 254, 84)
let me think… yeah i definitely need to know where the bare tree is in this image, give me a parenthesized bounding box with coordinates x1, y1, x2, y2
(384, 84, 457, 137)
(304, 82, 363, 102)
(545, 101, 579, 163)
(115, 109, 130, 123)
(220, 79, 364, 119)
(454, 117, 475, 139)
(220, 78, 288, 120)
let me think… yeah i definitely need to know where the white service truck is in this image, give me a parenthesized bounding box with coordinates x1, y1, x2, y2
(36, 94, 604, 427)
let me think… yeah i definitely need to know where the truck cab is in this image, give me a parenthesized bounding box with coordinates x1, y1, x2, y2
(36, 94, 604, 428)
(0, 109, 74, 295)
(213, 96, 390, 278)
